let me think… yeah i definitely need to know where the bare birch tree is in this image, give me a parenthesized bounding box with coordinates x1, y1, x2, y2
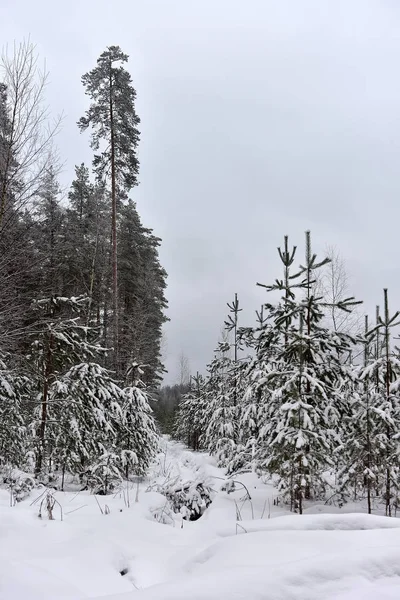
(314, 245, 363, 336)
(0, 39, 62, 232)
(178, 352, 191, 387)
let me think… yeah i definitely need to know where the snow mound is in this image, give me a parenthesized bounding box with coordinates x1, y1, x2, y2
(101, 526, 400, 600)
(2, 440, 400, 600)
(237, 512, 400, 534)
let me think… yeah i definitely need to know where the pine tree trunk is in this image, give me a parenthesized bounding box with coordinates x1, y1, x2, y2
(86, 216, 100, 329)
(109, 68, 119, 373)
(304, 232, 312, 501)
(298, 458, 303, 515)
(384, 289, 392, 517)
(290, 461, 294, 512)
(364, 316, 372, 515)
(35, 332, 54, 474)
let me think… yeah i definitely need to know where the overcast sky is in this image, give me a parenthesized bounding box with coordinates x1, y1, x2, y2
(2, 0, 400, 382)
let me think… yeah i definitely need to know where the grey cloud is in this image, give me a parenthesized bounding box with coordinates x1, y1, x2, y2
(2, 0, 400, 382)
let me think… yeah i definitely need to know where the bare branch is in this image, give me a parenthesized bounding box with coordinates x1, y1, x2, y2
(0, 39, 63, 228)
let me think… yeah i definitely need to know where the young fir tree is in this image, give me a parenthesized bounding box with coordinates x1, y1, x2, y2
(78, 46, 140, 372)
(224, 294, 242, 404)
(118, 362, 159, 477)
(50, 362, 123, 489)
(243, 236, 301, 478)
(174, 372, 207, 451)
(28, 295, 101, 474)
(0, 356, 29, 467)
(336, 315, 381, 512)
(203, 296, 246, 470)
(238, 306, 280, 474)
(258, 232, 358, 513)
(50, 360, 158, 491)
(359, 290, 400, 516)
(204, 347, 236, 468)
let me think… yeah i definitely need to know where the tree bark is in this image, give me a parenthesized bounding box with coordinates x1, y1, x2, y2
(109, 68, 118, 373)
(35, 331, 54, 474)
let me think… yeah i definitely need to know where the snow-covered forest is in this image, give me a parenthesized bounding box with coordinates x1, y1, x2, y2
(0, 42, 166, 488)
(173, 231, 400, 517)
(2, 7, 400, 599)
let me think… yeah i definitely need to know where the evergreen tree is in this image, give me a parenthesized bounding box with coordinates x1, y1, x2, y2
(32, 166, 65, 297)
(337, 315, 380, 512)
(50, 362, 124, 489)
(358, 290, 400, 516)
(204, 345, 237, 468)
(64, 163, 96, 296)
(0, 40, 167, 497)
(174, 373, 207, 450)
(78, 46, 141, 371)
(154, 383, 190, 434)
(203, 295, 247, 471)
(236, 307, 273, 473)
(118, 362, 159, 477)
(118, 200, 168, 385)
(257, 232, 358, 512)
(0, 356, 28, 466)
(64, 165, 110, 332)
(240, 237, 301, 477)
(28, 295, 101, 474)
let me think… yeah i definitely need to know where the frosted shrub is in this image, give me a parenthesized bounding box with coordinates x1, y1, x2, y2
(150, 477, 213, 521)
(2, 467, 36, 503)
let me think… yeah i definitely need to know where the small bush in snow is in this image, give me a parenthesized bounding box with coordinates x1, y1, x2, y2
(150, 500, 176, 525)
(87, 451, 122, 495)
(2, 467, 37, 503)
(150, 478, 213, 521)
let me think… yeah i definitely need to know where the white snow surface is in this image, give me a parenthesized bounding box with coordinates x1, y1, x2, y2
(1, 439, 400, 599)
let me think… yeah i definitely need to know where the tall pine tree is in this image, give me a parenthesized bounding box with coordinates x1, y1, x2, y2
(78, 46, 140, 372)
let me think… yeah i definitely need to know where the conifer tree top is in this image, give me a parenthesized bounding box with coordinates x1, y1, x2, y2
(78, 45, 140, 191)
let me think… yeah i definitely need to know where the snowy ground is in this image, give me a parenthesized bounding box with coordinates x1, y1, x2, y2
(1, 439, 400, 599)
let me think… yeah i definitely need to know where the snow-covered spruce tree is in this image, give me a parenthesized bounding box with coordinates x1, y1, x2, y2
(258, 232, 359, 513)
(203, 346, 236, 468)
(31, 305, 158, 489)
(63, 165, 110, 328)
(225, 352, 251, 474)
(358, 290, 400, 516)
(204, 295, 247, 470)
(117, 201, 168, 386)
(239, 236, 300, 475)
(0, 356, 29, 467)
(117, 361, 159, 478)
(32, 166, 66, 297)
(28, 295, 102, 475)
(223, 294, 252, 473)
(52, 360, 159, 491)
(336, 315, 382, 512)
(231, 311, 266, 473)
(224, 294, 242, 405)
(49, 362, 123, 490)
(174, 372, 207, 451)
